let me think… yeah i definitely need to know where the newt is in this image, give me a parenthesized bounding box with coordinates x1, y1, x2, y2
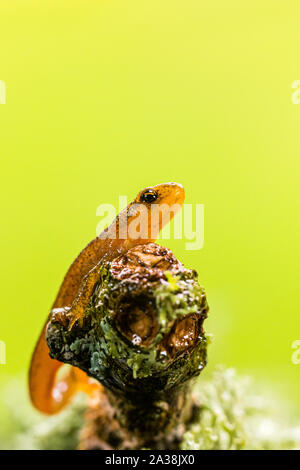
(29, 183, 185, 414)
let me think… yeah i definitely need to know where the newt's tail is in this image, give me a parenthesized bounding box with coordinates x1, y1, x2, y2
(29, 326, 99, 414)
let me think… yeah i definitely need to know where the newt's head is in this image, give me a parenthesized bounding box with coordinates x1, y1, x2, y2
(136, 182, 185, 207)
(126, 183, 185, 242)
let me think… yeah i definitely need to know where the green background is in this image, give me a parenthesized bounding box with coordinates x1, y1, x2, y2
(1, 0, 300, 412)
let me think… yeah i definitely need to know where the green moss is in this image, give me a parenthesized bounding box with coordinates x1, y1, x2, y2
(154, 271, 207, 335)
(0, 379, 86, 450)
(181, 367, 300, 450)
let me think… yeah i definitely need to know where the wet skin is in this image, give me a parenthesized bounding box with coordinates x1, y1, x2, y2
(29, 183, 185, 414)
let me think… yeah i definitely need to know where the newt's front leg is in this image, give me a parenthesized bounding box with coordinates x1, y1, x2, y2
(66, 265, 102, 330)
(50, 306, 72, 326)
(49, 267, 101, 331)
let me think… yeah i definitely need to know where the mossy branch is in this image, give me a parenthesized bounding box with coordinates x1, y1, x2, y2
(46, 243, 208, 449)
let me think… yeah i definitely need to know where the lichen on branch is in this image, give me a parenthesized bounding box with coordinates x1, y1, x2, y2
(46, 243, 209, 449)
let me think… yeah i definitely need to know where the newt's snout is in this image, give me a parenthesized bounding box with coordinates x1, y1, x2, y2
(151, 182, 185, 207)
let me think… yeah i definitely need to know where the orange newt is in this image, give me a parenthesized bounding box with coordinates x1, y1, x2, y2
(29, 183, 185, 414)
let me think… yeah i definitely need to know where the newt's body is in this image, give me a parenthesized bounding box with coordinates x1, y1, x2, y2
(29, 183, 185, 414)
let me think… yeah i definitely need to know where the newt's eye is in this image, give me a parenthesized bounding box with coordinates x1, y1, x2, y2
(140, 189, 158, 203)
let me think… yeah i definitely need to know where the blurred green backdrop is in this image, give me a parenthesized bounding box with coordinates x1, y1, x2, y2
(1, 0, 300, 412)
